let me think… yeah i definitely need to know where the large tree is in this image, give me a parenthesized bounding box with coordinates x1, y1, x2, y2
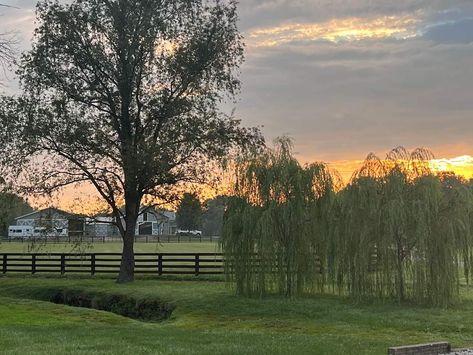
(0, 0, 262, 282)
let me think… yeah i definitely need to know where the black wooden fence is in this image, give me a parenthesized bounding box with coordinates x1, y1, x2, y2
(0, 253, 224, 276)
(2, 235, 220, 244)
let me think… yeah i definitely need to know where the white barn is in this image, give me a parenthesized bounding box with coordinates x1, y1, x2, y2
(135, 209, 176, 236)
(85, 208, 177, 237)
(9, 207, 85, 238)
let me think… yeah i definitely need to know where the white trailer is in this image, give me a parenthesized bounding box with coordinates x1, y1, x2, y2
(8, 225, 68, 239)
(8, 225, 34, 238)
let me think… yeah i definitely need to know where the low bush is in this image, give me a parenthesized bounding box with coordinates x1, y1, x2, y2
(50, 289, 175, 321)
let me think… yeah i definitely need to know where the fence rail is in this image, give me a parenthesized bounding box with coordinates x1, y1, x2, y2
(1, 235, 220, 244)
(0, 252, 224, 276)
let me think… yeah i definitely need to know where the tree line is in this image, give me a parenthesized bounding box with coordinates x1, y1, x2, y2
(221, 138, 473, 306)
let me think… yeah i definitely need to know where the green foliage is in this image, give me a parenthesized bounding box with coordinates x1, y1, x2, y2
(0, 0, 262, 282)
(50, 289, 175, 321)
(176, 192, 203, 230)
(223, 143, 473, 306)
(0, 192, 33, 236)
(336, 148, 473, 306)
(222, 137, 336, 297)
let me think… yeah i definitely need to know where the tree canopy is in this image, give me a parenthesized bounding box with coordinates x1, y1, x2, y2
(222, 141, 473, 306)
(0, 192, 33, 237)
(176, 192, 203, 231)
(0, 0, 262, 282)
(222, 138, 337, 297)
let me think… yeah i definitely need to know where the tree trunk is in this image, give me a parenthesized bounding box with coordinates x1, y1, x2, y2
(396, 240, 405, 303)
(117, 216, 137, 283)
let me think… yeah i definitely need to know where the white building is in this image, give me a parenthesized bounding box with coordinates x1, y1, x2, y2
(85, 208, 177, 237)
(135, 209, 176, 236)
(9, 207, 85, 238)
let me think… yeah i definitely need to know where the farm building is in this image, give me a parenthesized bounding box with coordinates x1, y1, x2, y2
(9, 207, 85, 238)
(135, 209, 177, 236)
(85, 208, 177, 237)
(85, 216, 118, 237)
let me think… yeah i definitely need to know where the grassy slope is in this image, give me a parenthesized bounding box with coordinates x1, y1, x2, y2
(1, 276, 473, 354)
(0, 241, 220, 253)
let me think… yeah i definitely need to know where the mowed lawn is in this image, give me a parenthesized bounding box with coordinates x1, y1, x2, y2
(0, 241, 220, 253)
(1, 276, 473, 354)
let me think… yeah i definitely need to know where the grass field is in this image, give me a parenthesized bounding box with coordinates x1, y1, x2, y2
(0, 241, 220, 253)
(1, 275, 473, 354)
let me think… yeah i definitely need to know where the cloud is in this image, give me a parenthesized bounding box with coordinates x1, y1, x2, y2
(238, 34, 473, 160)
(423, 18, 473, 44)
(1, 0, 473, 164)
(247, 15, 421, 48)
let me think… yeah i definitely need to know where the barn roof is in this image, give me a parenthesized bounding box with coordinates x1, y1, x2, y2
(15, 207, 84, 221)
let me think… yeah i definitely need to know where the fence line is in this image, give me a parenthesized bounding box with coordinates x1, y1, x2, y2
(0, 252, 224, 276)
(1, 235, 220, 244)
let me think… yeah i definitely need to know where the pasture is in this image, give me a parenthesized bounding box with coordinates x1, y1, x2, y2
(1, 276, 473, 354)
(0, 241, 220, 254)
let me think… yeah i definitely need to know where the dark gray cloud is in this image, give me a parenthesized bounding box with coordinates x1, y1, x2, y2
(1, 0, 473, 161)
(238, 0, 471, 31)
(238, 35, 473, 160)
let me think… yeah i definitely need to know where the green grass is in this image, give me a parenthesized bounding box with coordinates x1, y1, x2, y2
(0, 241, 220, 253)
(1, 276, 473, 354)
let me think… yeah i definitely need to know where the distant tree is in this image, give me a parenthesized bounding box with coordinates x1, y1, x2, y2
(202, 195, 226, 236)
(176, 192, 203, 230)
(0, 0, 262, 282)
(0, 192, 33, 236)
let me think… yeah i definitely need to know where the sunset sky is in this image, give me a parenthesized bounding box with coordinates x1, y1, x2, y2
(1, 0, 473, 209)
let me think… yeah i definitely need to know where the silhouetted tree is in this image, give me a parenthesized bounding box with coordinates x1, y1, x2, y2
(202, 195, 226, 236)
(176, 192, 203, 230)
(0, 192, 33, 236)
(0, 0, 262, 282)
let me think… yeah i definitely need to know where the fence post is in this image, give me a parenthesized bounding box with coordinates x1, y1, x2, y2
(195, 254, 200, 276)
(91, 254, 96, 275)
(158, 254, 163, 276)
(31, 254, 36, 274)
(60, 254, 66, 275)
(2, 254, 7, 274)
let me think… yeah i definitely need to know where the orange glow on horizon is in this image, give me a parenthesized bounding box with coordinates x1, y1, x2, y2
(29, 155, 473, 214)
(327, 155, 473, 184)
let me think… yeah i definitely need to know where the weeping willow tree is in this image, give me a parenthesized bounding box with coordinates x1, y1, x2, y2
(223, 142, 473, 306)
(337, 147, 473, 306)
(221, 137, 336, 297)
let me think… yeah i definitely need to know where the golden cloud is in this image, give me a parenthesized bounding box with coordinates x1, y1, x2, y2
(247, 15, 421, 47)
(429, 155, 473, 180)
(328, 155, 473, 183)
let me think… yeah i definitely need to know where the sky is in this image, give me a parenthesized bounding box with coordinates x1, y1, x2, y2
(1, 0, 473, 208)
